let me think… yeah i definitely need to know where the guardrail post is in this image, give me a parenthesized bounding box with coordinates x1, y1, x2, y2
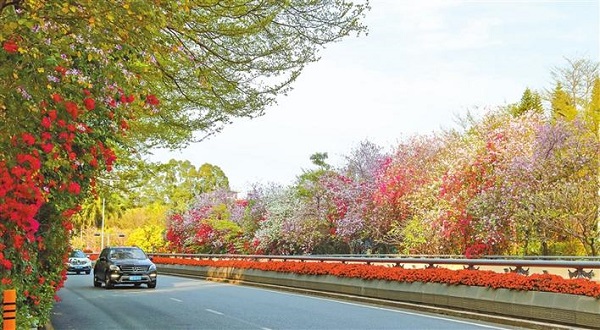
(3, 289, 16, 330)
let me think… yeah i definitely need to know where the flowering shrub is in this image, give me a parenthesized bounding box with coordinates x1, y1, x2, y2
(153, 257, 600, 298)
(166, 189, 256, 254)
(0, 6, 154, 328)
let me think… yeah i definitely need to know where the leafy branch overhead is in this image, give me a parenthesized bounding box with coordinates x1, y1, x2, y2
(1, 0, 370, 152)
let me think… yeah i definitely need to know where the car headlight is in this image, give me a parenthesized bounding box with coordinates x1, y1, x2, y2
(109, 265, 120, 271)
(149, 264, 157, 271)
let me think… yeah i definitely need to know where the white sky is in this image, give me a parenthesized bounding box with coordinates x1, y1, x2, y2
(152, 0, 600, 194)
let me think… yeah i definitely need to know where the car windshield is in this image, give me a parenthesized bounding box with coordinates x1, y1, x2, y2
(109, 248, 147, 260)
(70, 250, 86, 258)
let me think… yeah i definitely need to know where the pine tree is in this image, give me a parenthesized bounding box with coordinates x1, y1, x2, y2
(510, 88, 544, 117)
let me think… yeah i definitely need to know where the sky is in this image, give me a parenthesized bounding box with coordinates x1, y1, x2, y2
(152, 0, 600, 194)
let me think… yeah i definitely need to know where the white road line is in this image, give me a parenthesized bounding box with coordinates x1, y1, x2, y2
(240, 286, 509, 330)
(170, 298, 183, 302)
(205, 309, 224, 315)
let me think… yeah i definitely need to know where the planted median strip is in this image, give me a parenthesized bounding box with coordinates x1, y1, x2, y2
(154, 257, 600, 329)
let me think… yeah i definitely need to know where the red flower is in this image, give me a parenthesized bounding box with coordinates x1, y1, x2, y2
(146, 94, 160, 106)
(21, 133, 36, 146)
(0, 257, 12, 270)
(2, 40, 18, 53)
(65, 101, 78, 119)
(55, 66, 67, 75)
(47, 109, 57, 121)
(83, 98, 95, 110)
(67, 182, 81, 194)
(13, 235, 24, 249)
(41, 143, 54, 153)
(41, 116, 52, 129)
(51, 93, 62, 103)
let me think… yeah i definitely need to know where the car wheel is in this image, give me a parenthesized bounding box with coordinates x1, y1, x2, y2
(147, 281, 156, 289)
(104, 275, 113, 289)
(85, 270, 91, 275)
(76, 271, 81, 275)
(93, 276, 102, 288)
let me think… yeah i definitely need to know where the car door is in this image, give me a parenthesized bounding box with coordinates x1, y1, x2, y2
(94, 248, 109, 280)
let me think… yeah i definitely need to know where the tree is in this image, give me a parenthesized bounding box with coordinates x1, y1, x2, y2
(132, 160, 229, 211)
(73, 191, 127, 229)
(1, 0, 370, 154)
(550, 58, 599, 111)
(165, 188, 253, 254)
(510, 88, 544, 117)
(551, 83, 577, 121)
(372, 135, 445, 253)
(584, 77, 600, 133)
(126, 224, 168, 253)
(528, 119, 599, 255)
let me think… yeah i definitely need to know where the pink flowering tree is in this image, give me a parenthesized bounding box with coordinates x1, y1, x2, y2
(371, 135, 446, 254)
(318, 141, 386, 253)
(166, 188, 263, 254)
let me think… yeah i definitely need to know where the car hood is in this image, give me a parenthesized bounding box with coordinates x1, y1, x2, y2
(110, 259, 154, 266)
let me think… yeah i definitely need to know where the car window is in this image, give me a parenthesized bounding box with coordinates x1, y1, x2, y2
(70, 250, 86, 258)
(110, 248, 147, 260)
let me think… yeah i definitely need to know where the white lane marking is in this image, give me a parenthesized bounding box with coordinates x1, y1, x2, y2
(205, 309, 224, 315)
(170, 298, 183, 302)
(205, 308, 271, 329)
(239, 286, 509, 330)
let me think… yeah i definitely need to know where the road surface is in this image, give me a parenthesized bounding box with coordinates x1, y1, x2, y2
(51, 273, 514, 329)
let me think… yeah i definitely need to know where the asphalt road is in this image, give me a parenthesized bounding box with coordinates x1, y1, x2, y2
(50, 273, 513, 330)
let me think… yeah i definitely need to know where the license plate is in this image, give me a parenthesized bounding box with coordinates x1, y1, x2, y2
(129, 276, 141, 281)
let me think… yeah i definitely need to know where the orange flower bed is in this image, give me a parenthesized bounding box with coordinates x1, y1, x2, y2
(153, 257, 600, 298)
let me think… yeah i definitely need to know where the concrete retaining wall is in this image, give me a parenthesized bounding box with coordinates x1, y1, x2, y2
(158, 264, 600, 329)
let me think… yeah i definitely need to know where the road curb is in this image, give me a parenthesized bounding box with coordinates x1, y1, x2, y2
(158, 264, 598, 329)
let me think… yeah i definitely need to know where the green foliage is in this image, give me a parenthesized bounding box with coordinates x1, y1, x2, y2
(510, 88, 544, 117)
(310, 152, 331, 170)
(551, 83, 577, 120)
(584, 77, 600, 133)
(126, 225, 167, 253)
(130, 160, 229, 211)
(295, 152, 332, 199)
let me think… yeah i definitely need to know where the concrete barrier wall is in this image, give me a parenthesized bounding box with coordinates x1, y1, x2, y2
(158, 264, 600, 329)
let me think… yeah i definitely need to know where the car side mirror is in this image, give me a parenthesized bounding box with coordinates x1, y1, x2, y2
(149, 256, 153, 261)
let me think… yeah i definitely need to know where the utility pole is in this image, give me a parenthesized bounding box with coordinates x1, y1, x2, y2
(101, 197, 105, 251)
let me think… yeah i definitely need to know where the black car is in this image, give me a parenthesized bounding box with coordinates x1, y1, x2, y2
(93, 246, 157, 289)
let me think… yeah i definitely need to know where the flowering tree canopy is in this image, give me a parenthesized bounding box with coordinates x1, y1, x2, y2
(0, 0, 369, 327)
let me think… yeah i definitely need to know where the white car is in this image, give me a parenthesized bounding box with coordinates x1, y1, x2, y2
(67, 249, 92, 275)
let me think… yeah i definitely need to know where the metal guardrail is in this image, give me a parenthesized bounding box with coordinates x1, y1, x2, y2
(148, 253, 600, 279)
